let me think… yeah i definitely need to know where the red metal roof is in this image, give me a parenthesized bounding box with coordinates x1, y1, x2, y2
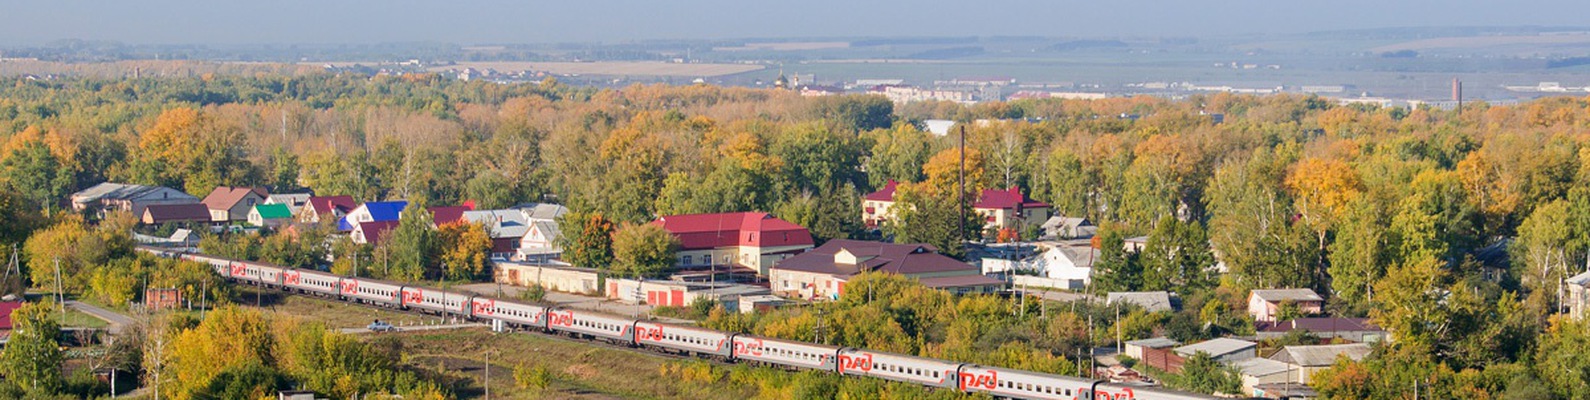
(772, 239, 975, 277)
(142, 203, 212, 223)
(652, 212, 814, 251)
(863, 180, 899, 201)
(972, 187, 1051, 210)
(428, 206, 471, 226)
(0, 301, 21, 331)
(358, 221, 400, 245)
(307, 195, 357, 215)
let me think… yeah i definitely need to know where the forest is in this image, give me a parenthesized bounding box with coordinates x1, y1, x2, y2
(1, 71, 1589, 398)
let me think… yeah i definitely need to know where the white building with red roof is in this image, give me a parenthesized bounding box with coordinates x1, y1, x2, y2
(861, 181, 1051, 232)
(769, 239, 1004, 300)
(651, 212, 815, 276)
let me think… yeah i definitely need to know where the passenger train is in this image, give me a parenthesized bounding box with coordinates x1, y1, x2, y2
(138, 246, 1216, 400)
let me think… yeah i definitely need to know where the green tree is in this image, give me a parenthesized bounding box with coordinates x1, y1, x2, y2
(807, 94, 894, 132)
(1042, 147, 1092, 218)
(0, 141, 74, 212)
(1091, 228, 1144, 293)
(611, 223, 679, 279)
(771, 122, 866, 195)
(1140, 216, 1216, 292)
(267, 148, 301, 193)
(556, 211, 615, 269)
(1169, 352, 1241, 395)
(1512, 200, 1575, 317)
(863, 123, 937, 189)
(462, 169, 516, 210)
(888, 183, 979, 260)
(0, 299, 64, 395)
(773, 185, 863, 244)
(1328, 197, 1389, 314)
(379, 206, 437, 282)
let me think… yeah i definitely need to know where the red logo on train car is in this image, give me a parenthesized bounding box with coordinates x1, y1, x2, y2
(283, 271, 300, 285)
(230, 263, 246, 277)
(960, 370, 998, 390)
(734, 339, 764, 357)
(1083, 387, 1134, 400)
(549, 310, 574, 327)
(403, 289, 425, 305)
(638, 325, 665, 341)
(472, 299, 496, 315)
(839, 353, 873, 372)
(340, 280, 358, 294)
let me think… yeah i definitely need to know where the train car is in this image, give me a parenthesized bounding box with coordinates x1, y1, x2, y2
(282, 268, 342, 297)
(469, 297, 548, 330)
(545, 308, 635, 343)
(957, 365, 1099, 400)
(1093, 382, 1217, 400)
(837, 348, 963, 389)
(399, 286, 473, 316)
(634, 321, 732, 358)
(176, 253, 232, 276)
(340, 277, 404, 307)
(730, 334, 841, 371)
(231, 261, 285, 288)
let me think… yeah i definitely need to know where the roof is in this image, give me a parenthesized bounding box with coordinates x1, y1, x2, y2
(916, 274, 1006, 289)
(0, 301, 20, 331)
(72, 182, 197, 204)
(429, 206, 472, 226)
(1174, 338, 1257, 358)
(357, 221, 401, 245)
(652, 212, 814, 250)
(1232, 358, 1292, 378)
(362, 201, 409, 221)
(1125, 337, 1181, 349)
(252, 203, 293, 219)
(973, 187, 1051, 210)
(864, 180, 900, 201)
(1568, 270, 1590, 287)
(201, 187, 269, 210)
(513, 203, 569, 221)
(1271, 344, 1373, 367)
(1263, 318, 1382, 334)
(307, 195, 357, 215)
(142, 203, 212, 223)
(463, 210, 531, 238)
(1251, 288, 1325, 303)
(1107, 291, 1175, 312)
(773, 239, 975, 277)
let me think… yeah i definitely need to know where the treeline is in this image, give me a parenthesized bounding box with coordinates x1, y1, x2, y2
(1, 72, 1590, 396)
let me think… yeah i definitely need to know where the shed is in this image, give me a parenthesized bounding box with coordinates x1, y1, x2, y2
(1123, 337, 1180, 360)
(1174, 338, 1257, 363)
(1270, 343, 1372, 385)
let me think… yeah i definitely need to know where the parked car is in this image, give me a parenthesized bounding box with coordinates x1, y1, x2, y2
(367, 320, 397, 332)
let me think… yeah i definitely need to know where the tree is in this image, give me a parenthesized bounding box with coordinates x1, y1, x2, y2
(888, 183, 980, 260)
(24, 215, 133, 294)
(0, 140, 74, 212)
(774, 186, 863, 245)
(807, 94, 894, 132)
(438, 221, 493, 281)
(556, 211, 615, 269)
(1043, 147, 1092, 218)
(1371, 257, 1450, 357)
(771, 123, 866, 195)
(1140, 216, 1216, 292)
(378, 206, 437, 282)
(165, 307, 276, 399)
(921, 147, 985, 198)
(1091, 228, 1143, 293)
(0, 299, 64, 395)
(1513, 200, 1575, 317)
(462, 170, 517, 210)
(611, 223, 679, 279)
(1329, 197, 1389, 314)
(864, 123, 937, 189)
(1169, 352, 1241, 395)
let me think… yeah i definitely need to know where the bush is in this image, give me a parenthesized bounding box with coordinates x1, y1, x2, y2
(515, 363, 551, 391)
(1116, 354, 1138, 369)
(519, 284, 546, 303)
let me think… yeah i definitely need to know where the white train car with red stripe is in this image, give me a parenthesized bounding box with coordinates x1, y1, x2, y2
(340, 277, 403, 307)
(634, 321, 732, 358)
(546, 308, 633, 343)
(282, 268, 342, 297)
(731, 335, 840, 371)
(400, 286, 473, 316)
(469, 297, 547, 330)
(837, 348, 963, 389)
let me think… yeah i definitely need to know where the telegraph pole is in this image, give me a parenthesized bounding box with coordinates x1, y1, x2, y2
(958, 125, 967, 257)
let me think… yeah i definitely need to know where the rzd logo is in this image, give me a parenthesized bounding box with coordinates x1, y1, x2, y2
(549, 310, 575, 327)
(230, 263, 246, 277)
(472, 299, 495, 315)
(403, 290, 425, 305)
(283, 271, 300, 285)
(1084, 387, 1134, 400)
(839, 353, 873, 372)
(734, 339, 764, 357)
(959, 370, 997, 390)
(638, 325, 665, 341)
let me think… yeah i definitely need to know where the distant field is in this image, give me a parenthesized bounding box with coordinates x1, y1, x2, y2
(412, 61, 764, 77)
(713, 41, 850, 51)
(1372, 34, 1590, 52)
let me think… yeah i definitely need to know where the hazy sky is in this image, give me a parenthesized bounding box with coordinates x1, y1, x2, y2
(3, 0, 1587, 45)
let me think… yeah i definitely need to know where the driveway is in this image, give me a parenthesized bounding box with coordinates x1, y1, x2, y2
(65, 301, 136, 334)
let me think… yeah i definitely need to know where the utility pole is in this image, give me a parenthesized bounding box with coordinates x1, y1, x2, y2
(55, 257, 64, 323)
(484, 350, 491, 400)
(958, 125, 967, 258)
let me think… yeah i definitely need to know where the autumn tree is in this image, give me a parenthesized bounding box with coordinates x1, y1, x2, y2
(611, 223, 679, 279)
(921, 147, 985, 198)
(438, 221, 493, 281)
(863, 123, 938, 189)
(556, 211, 615, 269)
(0, 299, 63, 396)
(887, 183, 980, 260)
(0, 140, 73, 212)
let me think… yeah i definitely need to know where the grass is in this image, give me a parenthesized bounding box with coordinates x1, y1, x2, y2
(232, 286, 436, 330)
(389, 328, 757, 400)
(59, 309, 110, 329)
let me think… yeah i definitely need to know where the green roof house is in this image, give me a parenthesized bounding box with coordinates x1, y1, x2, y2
(248, 203, 294, 228)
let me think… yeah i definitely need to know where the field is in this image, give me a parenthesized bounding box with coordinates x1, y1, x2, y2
(420, 61, 765, 77)
(233, 286, 436, 329)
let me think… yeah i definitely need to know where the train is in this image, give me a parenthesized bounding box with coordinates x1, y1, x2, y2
(137, 246, 1216, 400)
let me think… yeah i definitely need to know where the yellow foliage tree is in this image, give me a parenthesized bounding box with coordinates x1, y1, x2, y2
(921, 147, 985, 198)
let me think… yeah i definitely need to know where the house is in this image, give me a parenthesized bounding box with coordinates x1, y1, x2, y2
(1568, 270, 1590, 320)
(339, 201, 409, 231)
(1173, 338, 1257, 363)
(520, 221, 562, 263)
(1269, 344, 1373, 385)
(982, 240, 1099, 290)
(300, 195, 356, 224)
(463, 209, 532, 260)
(351, 221, 400, 245)
(1248, 288, 1325, 324)
(1232, 358, 1297, 396)
(265, 193, 313, 215)
(513, 203, 569, 222)
(140, 203, 213, 225)
(428, 205, 472, 227)
(1041, 216, 1096, 239)
(1123, 236, 1149, 252)
(201, 187, 269, 223)
(70, 182, 199, 218)
(769, 239, 1004, 300)
(247, 204, 294, 229)
(0, 300, 20, 344)
(861, 182, 1051, 232)
(1258, 317, 1389, 343)
(652, 212, 815, 276)
(1123, 337, 1180, 360)
(1107, 291, 1177, 312)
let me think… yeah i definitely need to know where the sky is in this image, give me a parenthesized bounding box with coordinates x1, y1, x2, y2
(2, 0, 1588, 45)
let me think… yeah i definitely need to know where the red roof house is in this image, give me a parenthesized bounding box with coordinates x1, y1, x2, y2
(651, 212, 815, 275)
(769, 239, 1004, 300)
(301, 195, 357, 223)
(352, 221, 400, 245)
(860, 182, 1052, 232)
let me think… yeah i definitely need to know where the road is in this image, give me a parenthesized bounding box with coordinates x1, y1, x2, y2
(65, 300, 136, 334)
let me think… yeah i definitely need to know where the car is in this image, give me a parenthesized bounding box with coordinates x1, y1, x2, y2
(367, 320, 398, 332)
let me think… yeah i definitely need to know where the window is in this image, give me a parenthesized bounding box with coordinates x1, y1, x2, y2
(704, 254, 713, 265)
(682, 255, 693, 265)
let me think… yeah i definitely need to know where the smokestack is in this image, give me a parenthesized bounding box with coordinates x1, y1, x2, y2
(1452, 78, 1463, 111)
